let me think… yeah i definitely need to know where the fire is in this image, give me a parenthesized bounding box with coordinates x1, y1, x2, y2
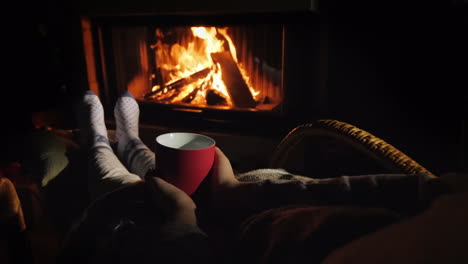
(147, 26, 259, 107)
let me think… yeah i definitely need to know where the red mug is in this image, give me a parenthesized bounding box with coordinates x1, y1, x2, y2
(155, 132, 216, 195)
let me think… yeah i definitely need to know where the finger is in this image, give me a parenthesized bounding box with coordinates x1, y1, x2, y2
(213, 147, 233, 176)
(214, 147, 230, 166)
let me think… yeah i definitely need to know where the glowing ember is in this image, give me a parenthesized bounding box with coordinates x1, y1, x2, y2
(148, 26, 260, 107)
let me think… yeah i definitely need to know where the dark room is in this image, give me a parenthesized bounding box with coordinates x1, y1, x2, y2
(2, 0, 467, 263)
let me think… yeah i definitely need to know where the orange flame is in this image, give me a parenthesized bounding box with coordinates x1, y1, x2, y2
(151, 26, 259, 106)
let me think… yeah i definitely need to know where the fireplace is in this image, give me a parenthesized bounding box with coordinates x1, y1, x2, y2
(79, 6, 325, 135)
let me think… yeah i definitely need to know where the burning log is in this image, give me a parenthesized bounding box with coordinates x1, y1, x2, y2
(206, 89, 228, 106)
(181, 87, 200, 104)
(144, 67, 211, 99)
(157, 89, 182, 103)
(211, 52, 257, 108)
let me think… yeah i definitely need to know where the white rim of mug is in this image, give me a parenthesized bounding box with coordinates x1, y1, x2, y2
(155, 132, 216, 150)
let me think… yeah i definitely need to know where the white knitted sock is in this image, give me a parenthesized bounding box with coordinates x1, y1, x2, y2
(88, 147, 142, 200)
(114, 91, 155, 177)
(76, 91, 111, 150)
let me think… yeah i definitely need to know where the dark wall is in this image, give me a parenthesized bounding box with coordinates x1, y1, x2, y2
(2, 0, 85, 163)
(318, 1, 467, 174)
(5, 0, 86, 119)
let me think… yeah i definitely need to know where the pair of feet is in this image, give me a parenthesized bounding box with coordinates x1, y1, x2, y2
(76, 90, 146, 168)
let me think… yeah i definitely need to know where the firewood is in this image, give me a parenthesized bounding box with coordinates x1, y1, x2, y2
(181, 87, 200, 104)
(144, 67, 211, 99)
(211, 52, 256, 108)
(157, 89, 181, 102)
(206, 89, 228, 106)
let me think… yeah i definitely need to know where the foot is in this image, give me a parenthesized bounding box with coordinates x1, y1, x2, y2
(76, 91, 111, 150)
(114, 91, 147, 164)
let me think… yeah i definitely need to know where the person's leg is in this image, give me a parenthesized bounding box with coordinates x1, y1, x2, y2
(114, 91, 155, 178)
(76, 91, 142, 200)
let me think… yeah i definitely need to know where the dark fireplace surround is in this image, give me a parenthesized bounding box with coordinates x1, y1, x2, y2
(78, 1, 326, 136)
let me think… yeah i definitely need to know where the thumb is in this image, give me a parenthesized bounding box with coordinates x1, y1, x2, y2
(212, 147, 238, 188)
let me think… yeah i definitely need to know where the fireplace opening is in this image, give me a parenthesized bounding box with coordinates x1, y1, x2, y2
(122, 25, 284, 111)
(81, 12, 323, 135)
